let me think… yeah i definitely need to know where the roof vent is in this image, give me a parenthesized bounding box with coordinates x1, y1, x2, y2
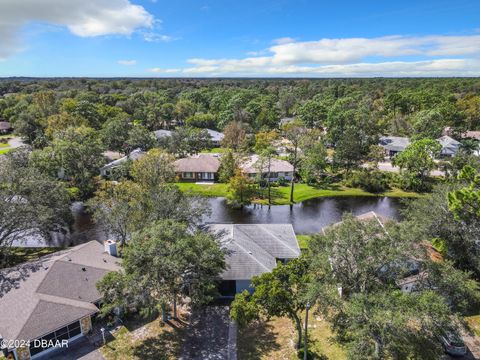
(104, 239, 118, 257)
(81, 267, 86, 272)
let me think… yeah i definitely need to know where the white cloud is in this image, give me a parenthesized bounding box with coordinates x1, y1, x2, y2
(118, 60, 137, 66)
(148, 67, 181, 73)
(142, 32, 176, 42)
(0, 0, 154, 59)
(174, 34, 480, 77)
(272, 37, 296, 45)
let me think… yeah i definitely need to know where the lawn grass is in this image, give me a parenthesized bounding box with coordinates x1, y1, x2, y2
(296, 234, 313, 250)
(237, 313, 346, 360)
(175, 182, 419, 205)
(466, 315, 480, 337)
(175, 182, 229, 197)
(0, 148, 12, 155)
(100, 313, 188, 360)
(5, 247, 61, 267)
(200, 147, 227, 153)
(0, 143, 8, 148)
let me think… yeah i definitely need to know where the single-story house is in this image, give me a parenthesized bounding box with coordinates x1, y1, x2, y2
(240, 154, 294, 181)
(100, 148, 145, 177)
(0, 240, 120, 360)
(0, 121, 12, 134)
(205, 129, 224, 147)
(437, 135, 461, 157)
(209, 224, 300, 297)
(379, 136, 410, 157)
(174, 153, 220, 181)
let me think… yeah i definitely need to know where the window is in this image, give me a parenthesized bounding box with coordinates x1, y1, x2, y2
(29, 320, 82, 357)
(183, 172, 192, 179)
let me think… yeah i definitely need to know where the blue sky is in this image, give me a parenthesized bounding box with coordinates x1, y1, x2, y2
(0, 0, 479, 77)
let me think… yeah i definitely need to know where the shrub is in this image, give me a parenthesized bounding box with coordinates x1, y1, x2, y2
(346, 170, 390, 193)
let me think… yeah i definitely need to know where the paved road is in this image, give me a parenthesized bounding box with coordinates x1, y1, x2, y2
(180, 306, 237, 360)
(35, 337, 104, 360)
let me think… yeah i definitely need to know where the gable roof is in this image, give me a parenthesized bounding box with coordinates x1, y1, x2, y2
(209, 224, 300, 280)
(437, 135, 460, 155)
(100, 148, 145, 172)
(174, 153, 221, 173)
(240, 155, 294, 174)
(206, 129, 224, 142)
(379, 136, 410, 152)
(0, 241, 121, 343)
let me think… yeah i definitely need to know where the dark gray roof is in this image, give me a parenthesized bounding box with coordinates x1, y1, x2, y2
(209, 224, 300, 280)
(437, 135, 460, 155)
(379, 136, 410, 152)
(0, 241, 121, 343)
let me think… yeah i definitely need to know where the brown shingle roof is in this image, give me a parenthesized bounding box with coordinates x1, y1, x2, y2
(174, 153, 221, 173)
(0, 241, 121, 343)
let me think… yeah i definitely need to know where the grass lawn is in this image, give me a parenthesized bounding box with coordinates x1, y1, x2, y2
(296, 234, 313, 250)
(466, 315, 480, 337)
(100, 313, 188, 360)
(237, 313, 346, 360)
(176, 182, 419, 205)
(0, 143, 8, 148)
(5, 247, 61, 267)
(200, 147, 227, 153)
(0, 148, 12, 155)
(175, 182, 229, 197)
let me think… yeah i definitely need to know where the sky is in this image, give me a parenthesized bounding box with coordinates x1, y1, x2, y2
(0, 0, 479, 77)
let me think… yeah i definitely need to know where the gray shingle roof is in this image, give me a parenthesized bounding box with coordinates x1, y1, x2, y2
(206, 129, 224, 142)
(209, 224, 300, 280)
(0, 241, 121, 343)
(437, 135, 460, 155)
(240, 155, 294, 173)
(379, 136, 410, 152)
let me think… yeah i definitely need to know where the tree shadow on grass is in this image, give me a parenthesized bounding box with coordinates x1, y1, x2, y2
(237, 320, 281, 360)
(132, 324, 187, 360)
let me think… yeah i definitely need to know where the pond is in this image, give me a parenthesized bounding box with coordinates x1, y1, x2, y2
(17, 196, 407, 247)
(66, 196, 405, 245)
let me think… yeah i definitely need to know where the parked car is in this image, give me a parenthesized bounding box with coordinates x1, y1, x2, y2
(440, 330, 467, 357)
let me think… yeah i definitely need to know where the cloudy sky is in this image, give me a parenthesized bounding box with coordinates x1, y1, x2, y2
(0, 0, 479, 77)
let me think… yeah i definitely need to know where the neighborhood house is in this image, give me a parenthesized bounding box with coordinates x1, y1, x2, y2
(99, 148, 145, 177)
(210, 223, 301, 297)
(0, 241, 120, 360)
(174, 153, 220, 181)
(240, 154, 294, 181)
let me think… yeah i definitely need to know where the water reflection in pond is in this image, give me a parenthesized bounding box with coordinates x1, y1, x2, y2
(22, 196, 407, 247)
(206, 196, 405, 234)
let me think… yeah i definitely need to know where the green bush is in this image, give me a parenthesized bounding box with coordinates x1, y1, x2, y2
(345, 170, 390, 193)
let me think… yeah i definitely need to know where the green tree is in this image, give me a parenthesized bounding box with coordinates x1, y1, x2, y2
(0, 149, 72, 269)
(221, 121, 248, 151)
(230, 257, 310, 349)
(283, 120, 308, 203)
(97, 220, 226, 319)
(130, 148, 176, 189)
(125, 124, 156, 153)
(227, 169, 256, 208)
(393, 138, 441, 191)
(101, 115, 132, 152)
(218, 150, 237, 183)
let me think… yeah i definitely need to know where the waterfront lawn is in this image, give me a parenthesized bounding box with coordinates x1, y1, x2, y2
(175, 182, 419, 205)
(237, 313, 346, 360)
(175, 182, 229, 197)
(0, 148, 12, 155)
(6, 247, 61, 267)
(100, 312, 188, 360)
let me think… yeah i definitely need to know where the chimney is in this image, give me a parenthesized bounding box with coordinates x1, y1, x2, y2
(104, 240, 118, 257)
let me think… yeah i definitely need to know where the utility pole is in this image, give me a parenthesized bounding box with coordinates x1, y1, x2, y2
(304, 302, 310, 360)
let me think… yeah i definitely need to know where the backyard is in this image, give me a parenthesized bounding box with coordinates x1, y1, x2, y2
(176, 182, 420, 205)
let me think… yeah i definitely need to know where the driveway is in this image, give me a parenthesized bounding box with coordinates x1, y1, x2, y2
(35, 336, 104, 360)
(180, 306, 237, 360)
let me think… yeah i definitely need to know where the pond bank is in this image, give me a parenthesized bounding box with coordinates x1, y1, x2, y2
(176, 182, 420, 205)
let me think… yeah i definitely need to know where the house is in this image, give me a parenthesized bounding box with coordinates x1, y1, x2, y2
(437, 135, 460, 157)
(240, 154, 294, 181)
(0, 240, 120, 360)
(0, 121, 12, 134)
(100, 148, 145, 177)
(379, 136, 410, 157)
(174, 153, 220, 181)
(205, 129, 224, 147)
(209, 224, 301, 297)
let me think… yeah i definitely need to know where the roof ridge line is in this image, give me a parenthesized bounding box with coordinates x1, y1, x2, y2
(232, 240, 272, 273)
(257, 224, 299, 255)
